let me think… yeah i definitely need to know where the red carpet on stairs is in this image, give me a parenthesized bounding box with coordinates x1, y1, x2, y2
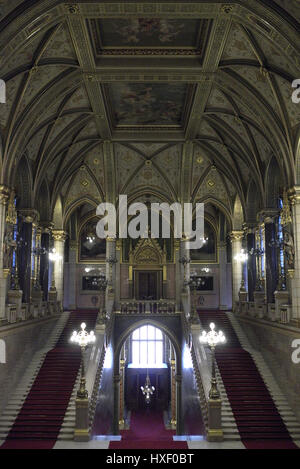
(199, 311, 299, 450)
(1, 310, 98, 450)
(109, 410, 188, 449)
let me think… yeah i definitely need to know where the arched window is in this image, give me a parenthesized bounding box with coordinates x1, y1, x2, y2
(130, 325, 164, 368)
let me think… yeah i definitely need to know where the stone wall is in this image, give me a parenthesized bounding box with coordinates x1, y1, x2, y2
(237, 317, 300, 421)
(0, 317, 59, 415)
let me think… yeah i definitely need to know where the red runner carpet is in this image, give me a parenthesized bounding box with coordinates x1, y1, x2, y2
(199, 311, 299, 450)
(1, 310, 98, 450)
(109, 410, 188, 449)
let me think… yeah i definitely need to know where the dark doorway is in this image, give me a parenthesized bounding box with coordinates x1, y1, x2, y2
(137, 271, 159, 300)
(125, 368, 170, 411)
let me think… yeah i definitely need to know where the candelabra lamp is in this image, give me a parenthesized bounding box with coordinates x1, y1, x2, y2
(200, 323, 226, 399)
(70, 322, 96, 398)
(141, 372, 155, 404)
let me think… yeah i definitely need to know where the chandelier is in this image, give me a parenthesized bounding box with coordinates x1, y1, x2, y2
(70, 322, 96, 398)
(200, 322, 226, 399)
(141, 372, 155, 404)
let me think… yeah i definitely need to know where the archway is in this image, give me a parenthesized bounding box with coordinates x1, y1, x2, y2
(113, 319, 182, 436)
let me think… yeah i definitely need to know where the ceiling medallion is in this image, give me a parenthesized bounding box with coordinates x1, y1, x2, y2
(207, 179, 215, 188)
(81, 179, 89, 187)
(196, 156, 204, 164)
(145, 160, 152, 166)
(93, 158, 99, 165)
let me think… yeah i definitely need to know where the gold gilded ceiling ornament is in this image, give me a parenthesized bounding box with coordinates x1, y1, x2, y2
(207, 179, 215, 188)
(67, 4, 80, 14)
(145, 160, 152, 166)
(93, 158, 99, 165)
(81, 179, 89, 187)
(221, 4, 234, 14)
(196, 156, 204, 164)
(281, 190, 292, 226)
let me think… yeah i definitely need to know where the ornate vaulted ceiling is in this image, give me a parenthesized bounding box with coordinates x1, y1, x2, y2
(0, 1, 299, 229)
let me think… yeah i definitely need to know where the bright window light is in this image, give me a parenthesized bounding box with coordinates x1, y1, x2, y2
(130, 325, 164, 368)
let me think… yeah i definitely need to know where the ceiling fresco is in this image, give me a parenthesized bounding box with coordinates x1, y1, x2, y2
(91, 18, 201, 47)
(105, 83, 190, 127)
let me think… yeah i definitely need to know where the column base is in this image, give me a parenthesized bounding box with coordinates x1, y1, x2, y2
(74, 397, 90, 442)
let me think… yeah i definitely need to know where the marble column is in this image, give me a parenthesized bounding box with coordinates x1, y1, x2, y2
(170, 357, 176, 429)
(0, 185, 10, 320)
(52, 230, 67, 304)
(264, 215, 278, 303)
(289, 188, 300, 320)
(39, 224, 51, 301)
(18, 210, 37, 303)
(113, 374, 120, 435)
(175, 374, 182, 435)
(179, 239, 190, 317)
(106, 237, 117, 313)
(246, 227, 256, 302)
(218, 241, 228, 310)
(68, 240, 77, 309)
(230, 231, 244, 309)
(115, 240, 121, 309)
(174, 240, 181, 309)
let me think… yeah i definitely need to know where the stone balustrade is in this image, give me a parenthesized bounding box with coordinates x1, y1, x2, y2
(3, 300, 61, 324)
(119, 300, 176, 315)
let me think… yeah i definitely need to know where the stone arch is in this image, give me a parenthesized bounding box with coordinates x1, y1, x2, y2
(114, 318, 182, 375)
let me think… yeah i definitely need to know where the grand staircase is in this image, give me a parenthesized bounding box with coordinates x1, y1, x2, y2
(199, 311, 300, 448)
(0, 310, 98, 448)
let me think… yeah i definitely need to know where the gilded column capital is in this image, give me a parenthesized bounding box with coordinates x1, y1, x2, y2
(242, 223, 257, 235)
(19, 208, 39, 224)
(52, 230, 68, 242)
(39, 221, 54, 234)
(258, 209, 279, 224)
(288, 186, 300, 205)
(229, 230, 244, 242)
(0, 185, 10, 205)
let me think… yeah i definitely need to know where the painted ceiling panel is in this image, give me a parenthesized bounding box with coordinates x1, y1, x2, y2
(106, 82, 189, 127)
